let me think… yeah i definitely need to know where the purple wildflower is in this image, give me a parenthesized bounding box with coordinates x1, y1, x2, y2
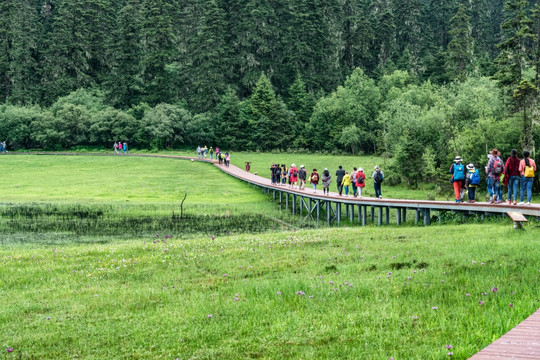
(432, 306, 438, 310)
(446, 345, 453, 350)
(491, 287, 498, 292)
(6, 348, 13, 353)
(478, 300, 484, 305)
(509, 303, 513, 307)
(448, 352, 453, 356)
(165, 235, 172, 239)
(388, 272, 392, 275)
(207, 314, 213, 318)
(466, 293, 470, 297)
(276, 291, 282, 295)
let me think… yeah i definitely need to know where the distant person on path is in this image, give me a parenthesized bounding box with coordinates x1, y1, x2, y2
(335, 166, 346, 195)
(465, 164, 480, 203)
(196, 145, 202, 159)
(504, 149, 521, 205)
(275, 164, 282, 186)
(321, 168, 331, 195)
(209, 147, 214, 160)
(310, 169, 319, 193)
(2, 141, 7, 152)
(281, 165, 287, 185)
(519, 150, 536, 205)
(341, 171, 351, 196)
(449, 156, 465, 203)
(113, 142, 118, 154)
(355, 168, 366, 197)
(225, 152, 230, 167)
(298, 165, 307, 190)
(487, 149, 504, 204)
(218, 151, 223, 165)
(288, 164, 298, 189)
(270, 164, 277, 184)
(373, 166, 384, 199)
(350, 167, 358, 197)
(123, 142, 128, 154)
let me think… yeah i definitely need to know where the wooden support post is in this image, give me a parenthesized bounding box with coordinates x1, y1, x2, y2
(481, 212, 486, 221)
(345, 204, 349, 218)
(423, 209, 431, 226)
(402, 208, 407, 223)
(385, 207, 390, 225)
(396, 208, 401, 225)
(292, 194, 297, 215)
(279, 192, 282, 203)
(350, 204, 354, 223)
(362, 206, 367, 226)
(371, 206, 375, 223)
(378, 207, 382, 226)
(415, 210, 420, 224)
(316, 200, 321, 223)
(326, 201, 331, 225)
(273, 190, 275, 200)
(285, 193, 289, 210)
(337, 203, 341, 225)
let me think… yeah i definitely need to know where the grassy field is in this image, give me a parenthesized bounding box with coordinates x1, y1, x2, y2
(0, 155, 300, 242)
(1, 153, 539, 359)
(1, 225, 539, 359)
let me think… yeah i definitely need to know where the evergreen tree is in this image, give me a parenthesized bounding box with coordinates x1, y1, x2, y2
(446, 4, 475, 81)
(214, 87, 247, 149)
(105, 0, 144, 109)
(374, 7, 397, 70)
(532, 4, 540, 87)
(392, 0, 423, 73)
(495, 0, 535, 95)
(141, 0, 177, 105)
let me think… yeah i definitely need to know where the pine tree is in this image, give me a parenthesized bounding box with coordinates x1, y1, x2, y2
(532, 4, 540, 87)
(495, 0, 534, 94)
(446, 4, 475, 81)
(392, 0, 423, 73)
(374, 7, 397, 70)
(214, 87, 247, 149)
(141, 0, 177, 105)
(105, 0, 144, 108)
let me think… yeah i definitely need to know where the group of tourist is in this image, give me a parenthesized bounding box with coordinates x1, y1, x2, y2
(0, 141, 7, 153)
(197, 146, 230, 167)
(270, 164, 385, 198)
(113, 142, 128, 154)
(450, 149, 536, 205)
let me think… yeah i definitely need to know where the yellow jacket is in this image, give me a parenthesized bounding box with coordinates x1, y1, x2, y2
(341, 174, 351, 186)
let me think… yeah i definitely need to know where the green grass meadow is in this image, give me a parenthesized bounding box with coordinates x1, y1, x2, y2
(0, 154, 539, 359)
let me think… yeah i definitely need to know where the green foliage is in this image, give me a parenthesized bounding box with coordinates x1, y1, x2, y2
(138, 104, 190, 149)
(446, 4, 476, 81)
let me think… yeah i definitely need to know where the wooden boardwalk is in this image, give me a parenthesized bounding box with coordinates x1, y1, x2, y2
(468, 308, 540, 359)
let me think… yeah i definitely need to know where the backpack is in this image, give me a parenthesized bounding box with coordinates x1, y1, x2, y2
(311, 173, 319, 182)
(470, 170, 480, 185)
(493, 159, 503, 175)
(453, 164, 465, 181)
(357, 175, 364, 184)
(374, 171, 383, 183)
(293, 170, 298, 177)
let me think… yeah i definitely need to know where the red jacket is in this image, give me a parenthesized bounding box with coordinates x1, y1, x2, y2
(355, 171, 366, 188)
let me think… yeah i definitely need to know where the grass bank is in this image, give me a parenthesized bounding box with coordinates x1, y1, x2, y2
(0, 224, 538, 359)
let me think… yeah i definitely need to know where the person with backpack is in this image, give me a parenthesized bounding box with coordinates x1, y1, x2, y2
(274, 164, 282, 186)
(372, 166, 384, 199)
(341, 172, 351, 196)
(310, 169, 319, 193)
(350, 167, 358, 197)
(123, 142, 128, 154)
(519, 150, 536, 205)
(504, 149, 521, 205)
(298, 165, 307, 190)
(335, 166, 346, 195)
(281, 164, 287, 185)
(321, 168, 332, 195)
(449, 156, 465, 203)
(270, 164, 277, 184)
(224, 152, 230, 167)
(355, 168, 366, 197)
(465, 164, 480, 203)
(486, 149, 504, 204)
(289, 164, 298, 189)
(113, 142, 118, 154)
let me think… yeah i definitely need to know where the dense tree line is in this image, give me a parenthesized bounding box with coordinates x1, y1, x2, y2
(0, 0, 539, 188)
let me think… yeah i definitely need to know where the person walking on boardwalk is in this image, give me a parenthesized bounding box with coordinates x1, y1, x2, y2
(336, 166, 346, 195)
(203, 146, 208, 159)
(113, 142, 118, 154)
(504, 149, 521, 205)
(465, 164, 480, 203)
(298, 165, 307, 190)
(209, 147, 214, 160)
(281, 164, 287, 186)
(270, 164, 277, 184)
(486, 149, 504, 203)
(355, 168, 366, 197)
(449, 156, 465, 203)
(373, 166, 384, 199)
(123, 142, 128, 154)
(225, 152, 230, 167)
(288, 164, 298, 189)
(196, 145, 202, 159)
(350, 167, 358, 197)
(321, 168, 331, 195)
(519, 150, 536, 205)
(310, 169, 319, 193)
(341, 171, 351, 196)
(275, 164, 282, 186)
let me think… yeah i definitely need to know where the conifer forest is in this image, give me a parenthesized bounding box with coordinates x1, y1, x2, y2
(0, 0, 539, 185)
